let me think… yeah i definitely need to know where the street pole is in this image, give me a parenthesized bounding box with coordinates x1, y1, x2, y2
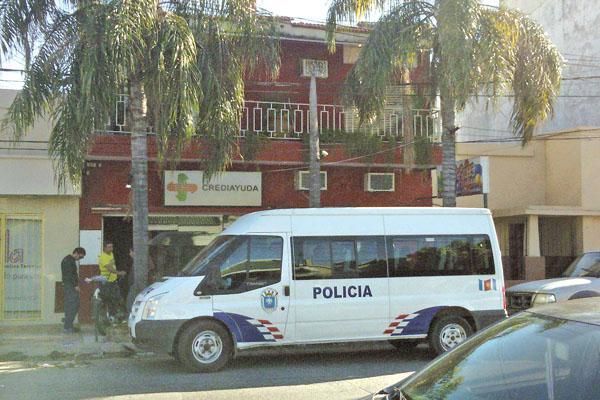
(309, 72, 321, 208)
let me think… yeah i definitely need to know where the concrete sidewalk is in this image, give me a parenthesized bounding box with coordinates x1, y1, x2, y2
(0, 323, 135, 362)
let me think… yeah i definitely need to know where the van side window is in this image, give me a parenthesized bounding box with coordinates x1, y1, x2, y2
(247, 237, 284, 288)
(356, 237, 388, 278)
(293, 238, 333, 280)
(204, 235, 282, 294)
(388, 235, 495, 277)
(293, 236, 387, 280)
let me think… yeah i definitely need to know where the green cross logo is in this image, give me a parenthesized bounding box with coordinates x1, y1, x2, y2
(166, 173, 198, 201)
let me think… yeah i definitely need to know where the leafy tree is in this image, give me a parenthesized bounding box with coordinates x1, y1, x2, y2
(327, 0, 561, 206)
(0, 0, 279, 295)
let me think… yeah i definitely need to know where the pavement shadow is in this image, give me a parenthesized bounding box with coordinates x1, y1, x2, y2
(0, 342, 434, 400)
(127, 342, 433, 390)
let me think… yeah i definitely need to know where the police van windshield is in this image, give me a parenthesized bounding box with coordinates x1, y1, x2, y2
(179, 235, 236, 277)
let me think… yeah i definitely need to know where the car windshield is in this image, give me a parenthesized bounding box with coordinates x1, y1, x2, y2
(401, 313, 600, 400)
(562, 252, 600, 278)
(179, 235, 236, 277)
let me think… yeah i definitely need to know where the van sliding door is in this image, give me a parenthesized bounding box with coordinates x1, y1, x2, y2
(291, 235, 389, 342)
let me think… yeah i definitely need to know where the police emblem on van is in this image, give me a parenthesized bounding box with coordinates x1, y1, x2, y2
(261, 288, 278, 313)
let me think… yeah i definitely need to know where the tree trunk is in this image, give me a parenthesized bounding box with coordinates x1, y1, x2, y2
(309, 74, 321, 208)
(129, 82, 150, 298)
(401, 70, 415, 167)
(440, 96, 457, 207)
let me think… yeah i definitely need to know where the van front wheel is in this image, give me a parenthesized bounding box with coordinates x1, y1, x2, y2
(429, 315, 473, 356)
(178, 320, 232, 372)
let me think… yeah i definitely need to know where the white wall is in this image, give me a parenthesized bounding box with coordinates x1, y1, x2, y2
(459, 0, 600, 141)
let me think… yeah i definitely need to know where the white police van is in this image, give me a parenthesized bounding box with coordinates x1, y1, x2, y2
(128, 208, 506, 372)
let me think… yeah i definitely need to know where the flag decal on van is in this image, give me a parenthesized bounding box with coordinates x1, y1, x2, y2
(479, 278, 497, 291)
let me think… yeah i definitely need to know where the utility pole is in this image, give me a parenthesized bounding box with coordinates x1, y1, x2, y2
(309, 71, 321, 208)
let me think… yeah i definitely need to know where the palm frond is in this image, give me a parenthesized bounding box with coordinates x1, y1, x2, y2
(435, 0, 481, 108)
(182, 0, 279, 177)
(506, 9, 562, 142)
(145, 11, 201, 165)
(326, 0, 387, 51)
(344, 1, 435, 124)
(0, 0, 58, 67)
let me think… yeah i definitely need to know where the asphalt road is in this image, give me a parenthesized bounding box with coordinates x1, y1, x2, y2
(0, 342, 432, 400)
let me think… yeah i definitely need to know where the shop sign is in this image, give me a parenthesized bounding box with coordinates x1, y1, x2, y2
(434, 156, 490, 197)
(164, 171, 261, 206)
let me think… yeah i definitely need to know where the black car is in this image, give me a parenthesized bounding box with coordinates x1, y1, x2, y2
(372, 298, 600, 400)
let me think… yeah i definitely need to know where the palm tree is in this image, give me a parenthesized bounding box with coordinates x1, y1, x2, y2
(0, 0, 279, 296)
(327, 0, 561, 207)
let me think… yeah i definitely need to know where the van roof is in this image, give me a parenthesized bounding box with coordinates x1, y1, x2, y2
(248, 207, 491, 217)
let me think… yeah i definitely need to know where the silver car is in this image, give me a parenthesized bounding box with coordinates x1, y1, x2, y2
(507, 251, 600, 315)
(370, 298, 600, 400)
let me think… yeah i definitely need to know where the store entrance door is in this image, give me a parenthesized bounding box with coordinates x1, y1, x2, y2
(1, 215, 43, 321)
(103, 217, 133, 298)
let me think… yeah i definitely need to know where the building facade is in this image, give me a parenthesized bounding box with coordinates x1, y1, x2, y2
(439, 129, 600, 286)
(77, 19, 441, 320)
(0, 89, 81, 325)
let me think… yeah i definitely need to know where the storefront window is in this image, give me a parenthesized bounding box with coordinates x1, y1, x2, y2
(2, 217, 43, 320)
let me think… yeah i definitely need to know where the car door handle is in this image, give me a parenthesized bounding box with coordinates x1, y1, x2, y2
(284, 285, 290, 296)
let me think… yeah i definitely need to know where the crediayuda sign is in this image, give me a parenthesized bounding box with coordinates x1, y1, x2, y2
(164, 171, 261, 206)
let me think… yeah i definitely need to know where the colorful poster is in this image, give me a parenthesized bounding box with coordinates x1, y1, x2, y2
(433, 156, 489, 197)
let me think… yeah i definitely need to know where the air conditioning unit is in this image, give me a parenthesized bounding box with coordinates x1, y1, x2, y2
(295, 171, 327, 191)
(301, 59, 328, 78)
(365, 173, 395, 192)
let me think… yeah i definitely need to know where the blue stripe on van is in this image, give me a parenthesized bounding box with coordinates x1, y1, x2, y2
(390, 306, 444, 336)
(213, 312, 275, 343)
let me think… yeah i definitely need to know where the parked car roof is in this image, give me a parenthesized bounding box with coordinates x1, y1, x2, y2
(527, 297, 600, 326)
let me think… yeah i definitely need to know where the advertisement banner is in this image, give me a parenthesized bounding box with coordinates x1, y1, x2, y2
(433, 156, 489, 198)
(164, 171, 262, 206)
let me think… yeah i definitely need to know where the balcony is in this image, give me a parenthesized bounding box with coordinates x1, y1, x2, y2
(103, 96, 440, 142)
(240, 100, 440, 141)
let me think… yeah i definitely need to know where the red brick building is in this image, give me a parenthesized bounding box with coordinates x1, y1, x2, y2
(76, 19, 440, 320)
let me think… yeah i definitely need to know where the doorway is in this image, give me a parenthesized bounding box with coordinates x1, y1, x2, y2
(508, 223, 525, 280)
(103, 216, 133, 296)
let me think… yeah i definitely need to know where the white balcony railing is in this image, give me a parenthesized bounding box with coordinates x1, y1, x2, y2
(240, 100, 440, 141)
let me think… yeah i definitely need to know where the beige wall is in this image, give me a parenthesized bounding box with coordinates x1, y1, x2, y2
(0, 89, 54, 150)
(0, 196, 80, 324)
(580, 130, 600, 208)
(446, 141, 546, 210)
(545, 136, 582, 206)
(581, 217, 600, 252)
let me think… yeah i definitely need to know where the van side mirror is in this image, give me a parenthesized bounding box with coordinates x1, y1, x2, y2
(195, 279, 217, 296)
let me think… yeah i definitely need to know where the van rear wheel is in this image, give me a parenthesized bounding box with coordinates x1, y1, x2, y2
(178, 320, 232, 372)
(429, 315, 473, 356)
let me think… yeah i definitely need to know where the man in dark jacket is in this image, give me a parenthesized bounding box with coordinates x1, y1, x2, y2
(61, 247, 86, 333)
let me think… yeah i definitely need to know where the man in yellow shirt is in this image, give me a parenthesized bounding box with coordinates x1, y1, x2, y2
(99, 242, 125, 282)
(98, 242, 126, 320)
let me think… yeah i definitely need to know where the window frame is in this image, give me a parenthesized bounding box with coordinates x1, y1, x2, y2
(365, 172, 395, 192)
(291, 235, 388, 281)
(296, 171, 327, 191)
(199, 235, 284, 295)
(386, 234, 496, 277)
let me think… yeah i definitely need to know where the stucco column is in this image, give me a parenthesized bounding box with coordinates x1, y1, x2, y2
(527, 215, 541, 257)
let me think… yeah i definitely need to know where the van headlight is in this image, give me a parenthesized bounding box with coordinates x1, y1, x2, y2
(532, 293, 556, 306)
(143, 294, 166, 320)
